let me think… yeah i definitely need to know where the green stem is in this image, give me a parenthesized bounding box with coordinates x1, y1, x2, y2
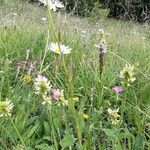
(46, 0, 59, 42)
(40, 31, 50, 73)
(75, 116, 83, 150)
(9, 116, 27, 150)
(49, 106, 59, 150)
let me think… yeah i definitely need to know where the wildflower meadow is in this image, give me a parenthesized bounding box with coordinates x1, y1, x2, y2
(0, 0, 150, 149)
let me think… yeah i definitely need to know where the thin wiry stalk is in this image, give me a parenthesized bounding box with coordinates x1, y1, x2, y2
(9, 116, 27, 150)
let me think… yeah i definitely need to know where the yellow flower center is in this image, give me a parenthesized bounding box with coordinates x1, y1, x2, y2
(55, 48, 61, 55)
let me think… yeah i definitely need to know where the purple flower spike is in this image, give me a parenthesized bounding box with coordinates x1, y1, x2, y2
(112, 86, 123, 94)
(51, 88, 60, 100)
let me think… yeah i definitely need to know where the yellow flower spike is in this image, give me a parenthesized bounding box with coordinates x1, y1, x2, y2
(83, 113, 89, 119)
(23, 75, 32, 83)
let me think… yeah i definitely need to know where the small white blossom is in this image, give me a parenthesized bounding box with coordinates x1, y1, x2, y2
(41, 17, 47, 21)
(13, 13, 18, 16)
(35, 75, 51, 95)
(48, 42, 72, 55)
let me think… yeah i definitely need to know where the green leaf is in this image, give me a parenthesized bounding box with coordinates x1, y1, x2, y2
(24, 124, 40, 140)
(103, 128, 117, 139)
(60, 134, 77, 149)
(44, 121, 51, 135)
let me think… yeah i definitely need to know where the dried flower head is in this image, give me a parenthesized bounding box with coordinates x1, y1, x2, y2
(0, 99, 13, 117)
(16, 61, 35, 73)
(107, 108, 120, 125)
(35, 75, 51, 95)
(48, 42, 72, 55)
(120, 64, 136, 85)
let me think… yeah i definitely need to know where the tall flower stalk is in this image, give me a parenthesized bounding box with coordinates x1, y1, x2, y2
(95, 40, 107, 78)
(95, 29, 107, 78)
(42, 2, 83, 148)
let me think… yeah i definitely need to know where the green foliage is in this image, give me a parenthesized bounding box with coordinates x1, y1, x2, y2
(107, 0, 150, 22)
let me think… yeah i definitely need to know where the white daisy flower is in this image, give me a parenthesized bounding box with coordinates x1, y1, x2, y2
(34, 75, 51, 95)
(39, 0, 64, 12)
(48, 42, 72, 55)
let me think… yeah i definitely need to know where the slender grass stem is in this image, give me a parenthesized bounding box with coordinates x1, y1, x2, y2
(49, 106, 59, 150)
(40, 31, 50, 73)
(9, 116, 27, 150)
(108, 51, 149, 79)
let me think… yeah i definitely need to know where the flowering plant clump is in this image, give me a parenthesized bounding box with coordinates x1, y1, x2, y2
(120, 64, 136, 86)
(34, 75, 51, 95)
(107, 108, 120, 125)
(34, 76, 68, 106)
(0, 98, 13, 117)
(48, 42, 72, 55)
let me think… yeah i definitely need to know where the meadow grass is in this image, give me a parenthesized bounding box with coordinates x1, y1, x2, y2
(0, 0, 150, 149)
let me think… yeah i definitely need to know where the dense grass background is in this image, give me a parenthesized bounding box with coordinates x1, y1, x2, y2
(0, 0, 150, 149)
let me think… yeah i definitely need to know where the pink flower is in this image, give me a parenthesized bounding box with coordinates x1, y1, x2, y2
(51, 88, 61, 100)
(112, 86, 123, 94)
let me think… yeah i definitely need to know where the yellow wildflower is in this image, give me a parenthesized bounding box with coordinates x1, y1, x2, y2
(72, 97, 79, 102)
(83, 113, 89, 119)
(23, 75, 32, 83)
